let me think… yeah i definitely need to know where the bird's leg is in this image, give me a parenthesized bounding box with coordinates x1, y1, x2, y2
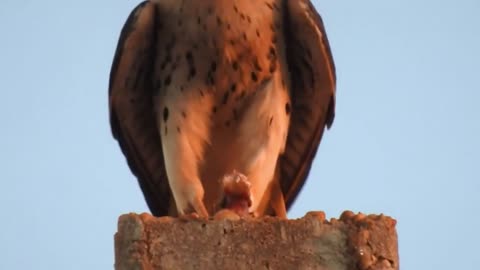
(230, 78, 291, 216)
(156, 93, 213, 218)
(269, 164, 287, 218)
(160, 131, 209, 217)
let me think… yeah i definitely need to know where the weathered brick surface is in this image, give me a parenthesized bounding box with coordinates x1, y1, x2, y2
(114, 211, 398, 270)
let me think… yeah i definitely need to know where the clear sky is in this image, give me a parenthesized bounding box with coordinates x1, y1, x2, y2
(0, 0, 478, 269)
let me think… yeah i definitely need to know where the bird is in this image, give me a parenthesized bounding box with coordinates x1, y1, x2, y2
(108, 0, 336, 219)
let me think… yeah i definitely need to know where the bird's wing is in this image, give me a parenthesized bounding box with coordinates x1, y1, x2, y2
(109, 1, 173, 216)
(280, 0, 336, 210)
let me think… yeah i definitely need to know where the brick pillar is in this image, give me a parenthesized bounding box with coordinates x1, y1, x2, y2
(114, 211, 398, 270)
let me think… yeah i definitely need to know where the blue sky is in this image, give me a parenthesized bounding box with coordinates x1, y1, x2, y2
(1, 0, 478, 269)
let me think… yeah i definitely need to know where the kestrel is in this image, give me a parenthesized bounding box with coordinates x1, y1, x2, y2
(109, 0, 336, 218)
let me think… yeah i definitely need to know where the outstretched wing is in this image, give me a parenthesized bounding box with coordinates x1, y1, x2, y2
(281, 0, 336, 210)
(109, 1, 173, 216)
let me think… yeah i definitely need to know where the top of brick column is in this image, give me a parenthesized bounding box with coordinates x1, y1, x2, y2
(115, 211, 398, 270)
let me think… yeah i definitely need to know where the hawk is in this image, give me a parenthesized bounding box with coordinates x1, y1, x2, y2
(109, 0, 336, 218)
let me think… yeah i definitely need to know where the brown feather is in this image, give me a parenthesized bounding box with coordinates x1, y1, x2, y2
(281, 0, 336, 210)
(109, 1, 173, 216)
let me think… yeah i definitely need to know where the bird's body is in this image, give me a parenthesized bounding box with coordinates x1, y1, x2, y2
(109, 0, 336, 218)
(154, 0, 292, 217)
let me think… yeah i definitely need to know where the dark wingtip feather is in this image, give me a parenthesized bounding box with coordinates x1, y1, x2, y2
(326, 96, 335, 129)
